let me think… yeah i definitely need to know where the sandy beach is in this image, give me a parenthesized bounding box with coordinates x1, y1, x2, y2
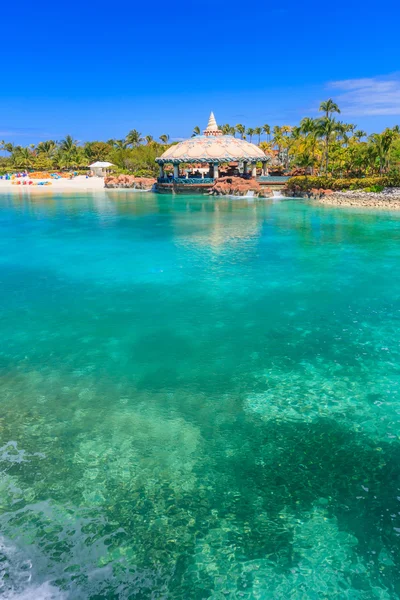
(0, 175, 106, 192)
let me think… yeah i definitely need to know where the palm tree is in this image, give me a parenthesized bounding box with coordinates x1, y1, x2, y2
(220, 124, 231, 135)
(299, 118, 318, 174)
(290, 126, 301, 139)
(145, 135, 154, 145)
(272, 126, 284, 161)
(254, 127, 262, 145)
(126, 129, 143, 147)
(246, 128, 255, 143)
(192, 126, 201, 137)
(335, 121, 350, 146)
(319, 99, 341, 119)
(14, 147, 34, 169)
(354, 130, 367, 141)
(315, 117, 340, 172)
(368, 129, 395, 174)
(2, 142, 15, 154)
(281, 125, 292, 136)
(300, 117, 315, 135)
(112, 139, 128, 150)
(263, 124, 271, 141)
(235, 124, 245, 139)
(159, 134, 169, 144)
(36, 140, 57, 159)
(60, 135, 77, 153)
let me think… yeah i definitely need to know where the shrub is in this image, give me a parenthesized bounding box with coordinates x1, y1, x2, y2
(133, 169, 155, 178)
(364, 185, 384, 193)
(285, 175, 400, 194)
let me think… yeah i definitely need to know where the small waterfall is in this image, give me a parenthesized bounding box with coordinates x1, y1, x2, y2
(272, 190, 284, 200)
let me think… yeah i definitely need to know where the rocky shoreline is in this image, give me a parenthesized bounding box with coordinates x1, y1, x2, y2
(313, 188, 400, 209)
(104, 175, 156, 189)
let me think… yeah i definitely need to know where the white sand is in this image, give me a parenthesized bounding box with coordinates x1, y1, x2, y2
(0, 175, 105, 192)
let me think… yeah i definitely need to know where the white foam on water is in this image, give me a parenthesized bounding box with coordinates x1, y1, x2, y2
(3, 582, 65, 600)
(0, 537, 66, 600)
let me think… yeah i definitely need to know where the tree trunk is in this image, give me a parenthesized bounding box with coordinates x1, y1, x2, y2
(325, 136, 329, 173)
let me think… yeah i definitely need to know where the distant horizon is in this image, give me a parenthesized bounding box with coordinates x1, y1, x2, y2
(2, 81, 400, 148)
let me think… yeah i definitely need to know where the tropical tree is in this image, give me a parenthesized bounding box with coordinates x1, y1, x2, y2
(315, 117, 340, 172)
(83, 141, 112, 162)
(263, 124, 271, 141)
(36, 140, 57, 159)
(112, 139, 129, 150)
(298, 117, 319, 173)
(254, 127, 262, 145)
(235, 124, 246, 139)
(246, 128, 255, 143)
(3, 142, 15, 154)
(368, 129, 395, 174)
(60, 135, 77, 153)
(220, 124, 231, 135)
(354, 130, 367, 142)
(12, 147, 35, 169)
(281, 125, 292, 136)
(319, 99, 341, 119)
(126, 129, 143, 147)
(192, 126, 201, 137)
(145, 135, 154, 145)
(159, 134, 169, 144)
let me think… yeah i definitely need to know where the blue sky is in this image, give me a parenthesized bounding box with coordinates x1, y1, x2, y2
(1, 0, 399, 144)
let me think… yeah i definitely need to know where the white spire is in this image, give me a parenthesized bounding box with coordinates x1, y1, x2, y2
(204, 111, 222, 136)
(206, 112, 218, 131)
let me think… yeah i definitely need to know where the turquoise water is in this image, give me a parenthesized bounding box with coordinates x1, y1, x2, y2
(1, 191, 400, 599)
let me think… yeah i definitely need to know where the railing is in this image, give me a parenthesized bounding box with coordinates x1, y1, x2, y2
(157, 177, 215, 184)
(258, 176, 290, 182)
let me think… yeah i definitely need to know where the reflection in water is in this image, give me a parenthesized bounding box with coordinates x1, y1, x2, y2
(0, 192, 400, 598)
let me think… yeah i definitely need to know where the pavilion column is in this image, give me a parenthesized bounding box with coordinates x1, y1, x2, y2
(214, 164, 219, 179)
(251, 164, 257, 177)
(243, 162, 248, 175)
(159, 164, 164, 178)
(173, 164, 179, 179)
(262, 161, 268, 176)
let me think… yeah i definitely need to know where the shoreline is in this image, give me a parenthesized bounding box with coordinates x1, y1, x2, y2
(313, 190, 400, 210)
(0, 175, 105, 193)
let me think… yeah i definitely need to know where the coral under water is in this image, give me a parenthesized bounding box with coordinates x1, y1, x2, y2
(0, 192, 400, 598)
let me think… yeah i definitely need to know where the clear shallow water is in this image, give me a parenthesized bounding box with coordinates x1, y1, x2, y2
(1, 191, 400, 599)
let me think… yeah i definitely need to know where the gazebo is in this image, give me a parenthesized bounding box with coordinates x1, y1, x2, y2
(155, 113, 268, 192)
(89, 161, 114, 177)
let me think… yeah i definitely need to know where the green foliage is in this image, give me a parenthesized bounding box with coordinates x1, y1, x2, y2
(133, 168, 155, 178)
(285, 174, 400, 194)
(109, 143, 164, 176)
(364, 184, 384, 193)
(83, 141, 113, 162)
(1, 100, 400, 180)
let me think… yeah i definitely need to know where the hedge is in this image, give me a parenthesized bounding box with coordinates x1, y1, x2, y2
(285, 175, 400, 193)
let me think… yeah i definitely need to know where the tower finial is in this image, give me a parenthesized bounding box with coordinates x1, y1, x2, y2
(204, 112, 222, 136)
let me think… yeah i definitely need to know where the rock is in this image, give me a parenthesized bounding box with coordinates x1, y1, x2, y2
(211, 177, 261, 196)
(104, 175, 156, 189)
(314, 187, 400, 209)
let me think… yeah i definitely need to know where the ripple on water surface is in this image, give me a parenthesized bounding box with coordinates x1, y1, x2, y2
(0, 192, 400, 598)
